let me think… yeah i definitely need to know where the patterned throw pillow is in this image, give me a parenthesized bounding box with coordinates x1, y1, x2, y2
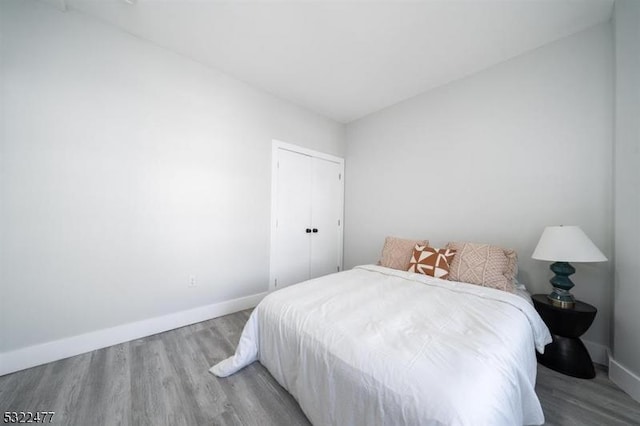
(379, 237, 429, 271)
(445, 242, 517, 293)
(408, 245, 457, 279)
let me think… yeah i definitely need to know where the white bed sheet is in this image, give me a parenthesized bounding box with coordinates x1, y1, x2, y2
(211, 265, 552, 425)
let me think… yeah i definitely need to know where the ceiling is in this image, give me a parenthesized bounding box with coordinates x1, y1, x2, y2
(63, 0, 613, 123)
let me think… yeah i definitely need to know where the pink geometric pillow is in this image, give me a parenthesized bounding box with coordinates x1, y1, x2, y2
(408, 245, 457, 279)
(379, 236, 429, 271)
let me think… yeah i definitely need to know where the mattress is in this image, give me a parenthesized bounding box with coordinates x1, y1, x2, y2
(211, 265, 552, 425)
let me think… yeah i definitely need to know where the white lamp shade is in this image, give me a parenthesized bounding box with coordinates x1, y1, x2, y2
(532, 225, 607, 262)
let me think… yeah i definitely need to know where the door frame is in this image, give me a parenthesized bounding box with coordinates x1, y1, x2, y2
(269, 140, 345, 292)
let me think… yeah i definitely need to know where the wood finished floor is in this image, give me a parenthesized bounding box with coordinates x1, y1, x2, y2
(1, 310, 639, 426)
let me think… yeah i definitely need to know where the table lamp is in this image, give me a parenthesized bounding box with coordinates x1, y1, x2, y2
(532, 225, 607, 309)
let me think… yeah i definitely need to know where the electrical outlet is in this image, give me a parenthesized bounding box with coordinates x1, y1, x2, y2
(189, 275, 197, 287)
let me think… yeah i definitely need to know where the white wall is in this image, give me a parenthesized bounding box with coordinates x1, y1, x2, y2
(345, 24, 614, 349)
(0, 0, 344, 354)
(611, 0, 640, 401)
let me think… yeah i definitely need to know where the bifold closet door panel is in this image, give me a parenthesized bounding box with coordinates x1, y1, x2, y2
(310, 157, 341, 279)
(275, 149, 312, 288)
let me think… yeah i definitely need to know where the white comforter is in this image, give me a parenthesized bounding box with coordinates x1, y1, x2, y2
(211, 265, 552, 425)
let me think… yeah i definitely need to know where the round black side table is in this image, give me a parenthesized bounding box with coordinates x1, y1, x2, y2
(532, 294, 597, 379)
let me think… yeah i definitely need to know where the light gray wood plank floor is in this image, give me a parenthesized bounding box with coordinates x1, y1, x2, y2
(1, 309, 639, 425)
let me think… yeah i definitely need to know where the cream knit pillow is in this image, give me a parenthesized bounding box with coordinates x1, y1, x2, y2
(446, 242, 517, 292)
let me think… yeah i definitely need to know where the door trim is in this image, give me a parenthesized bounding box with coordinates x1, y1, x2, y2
(269, 140, 345, 292)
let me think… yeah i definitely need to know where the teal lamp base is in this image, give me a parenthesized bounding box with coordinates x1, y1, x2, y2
(547, 261, 576, 309)
(548, 287, 576, 309)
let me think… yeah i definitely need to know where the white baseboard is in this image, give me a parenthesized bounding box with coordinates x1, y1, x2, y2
(0, 292, 267, 377)
(583, 339, 610, 366)
(610, 358, 640, 403)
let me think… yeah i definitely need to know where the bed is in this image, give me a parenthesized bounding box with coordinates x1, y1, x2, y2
(211, 264, 552, 425)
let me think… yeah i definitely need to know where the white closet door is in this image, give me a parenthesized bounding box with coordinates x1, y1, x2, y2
(310, 157, 342, 279)
(275, 149, 312, 288)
